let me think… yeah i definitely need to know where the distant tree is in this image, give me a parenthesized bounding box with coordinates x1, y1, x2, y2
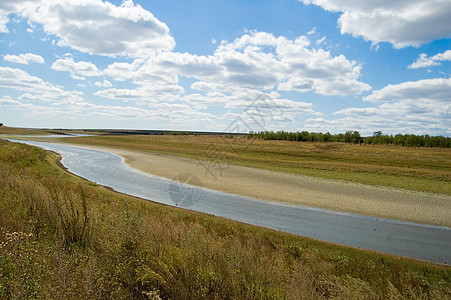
(343, 131, 353, 143)
(0, 123, 3, 126)
(323, 132, 332, 142)
(373, 131, 382, 137)
(344, 131, 362, 144)
(300, 131, 310, 142)
(248, 130, 450, 148)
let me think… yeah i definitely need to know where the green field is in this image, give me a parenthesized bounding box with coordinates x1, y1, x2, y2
(60, 134, 451, 196)
(1, 139, 450, 298)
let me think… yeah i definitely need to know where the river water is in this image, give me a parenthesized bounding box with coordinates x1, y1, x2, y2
(8, 139, 451, 264)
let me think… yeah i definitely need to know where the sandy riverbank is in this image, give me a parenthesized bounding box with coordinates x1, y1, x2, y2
(58, 143, 451, 228)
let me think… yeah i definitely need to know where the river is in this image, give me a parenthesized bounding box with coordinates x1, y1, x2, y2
(7, 139, 451, 264)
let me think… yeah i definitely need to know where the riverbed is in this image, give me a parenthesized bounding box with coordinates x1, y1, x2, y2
(8, 139, 451, 264)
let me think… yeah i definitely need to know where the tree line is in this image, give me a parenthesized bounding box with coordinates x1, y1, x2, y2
(248, 131, 451, 148)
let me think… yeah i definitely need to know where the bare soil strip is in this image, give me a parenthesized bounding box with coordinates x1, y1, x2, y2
(65, 143, 450, 227)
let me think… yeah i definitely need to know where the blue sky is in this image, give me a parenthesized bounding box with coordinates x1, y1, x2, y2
(0, 0, 450, 135)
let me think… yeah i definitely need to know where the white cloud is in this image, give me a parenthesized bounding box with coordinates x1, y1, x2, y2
(137, 31, 370, 96)
(94, 31, 368, 116)
(0, 0, 32, 32)
(0, 95, 20, 106)
(94, 84, 184, 104)
(178, 88, 320, 118)
(93, 80, 112, 88)
(275, 35, 371, 95)
(3, 53, 44, 64)
(1, 1, 369, 130)
(103, 60, 145, 81)
(51, 57, 101, 79)
(408, 50, 451, 69)
(0, 66, 84, 104)
(94, 88, 142, 101)
(21, 0, 175, 57)
(0, 86, 222, 129)
(363, 78, 451, 103)
(0, 95, 92, 122)
(98, 56, 188, 104)
(190, 81, 235, 94)
(300, 0, 451, 48)
(95, 31, 369, 117)
(316, 36, 326, 45)
(307, 27, 316, 35)
(305, 78, 451, 135)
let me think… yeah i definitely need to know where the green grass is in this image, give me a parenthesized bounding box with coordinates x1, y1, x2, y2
(0, 139, 450, 299)
(61, 135, 451, 196)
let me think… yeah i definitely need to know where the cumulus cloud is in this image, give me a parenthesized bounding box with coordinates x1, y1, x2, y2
(88, 30, 371, 125)
(300, 0, 451, 48)
(3, 53, 44, 64)
(408, 50, 451, 69)
(0, 66, 84, 104)
(20, 0, 175, 57)
(0, 96, 84, 121)
(51, 57, 101, 79)
(235, 32, 369, 95)
(92, 30, 369, 118)
(0, 0, 33, 32)
(0, 79, 221, 130)
(93, 80, 112, 88)
(305, 78, 451, 135)
(94, 88, 142, 101)
(94, 84, 184, 104)
(116, 31, 370, 97)
(363, 78, 451, 103)
(0, 96, 21, 106)
(1, 2, 370, 129)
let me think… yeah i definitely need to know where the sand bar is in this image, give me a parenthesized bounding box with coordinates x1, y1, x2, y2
(59, 143, 451, 228)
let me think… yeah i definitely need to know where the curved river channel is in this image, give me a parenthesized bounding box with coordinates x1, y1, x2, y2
(10, 139, 451, 265)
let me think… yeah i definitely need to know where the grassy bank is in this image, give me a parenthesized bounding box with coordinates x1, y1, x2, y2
(61, 135, 451, 196)
(1, 140, 450, 299)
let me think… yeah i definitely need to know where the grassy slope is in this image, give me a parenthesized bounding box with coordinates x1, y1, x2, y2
(61, 135, 451, 196)
(1, 140, 450, 299)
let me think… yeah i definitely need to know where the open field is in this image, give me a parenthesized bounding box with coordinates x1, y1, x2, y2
(58, 134, 451, 196)
(1, 139, 450, 299)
